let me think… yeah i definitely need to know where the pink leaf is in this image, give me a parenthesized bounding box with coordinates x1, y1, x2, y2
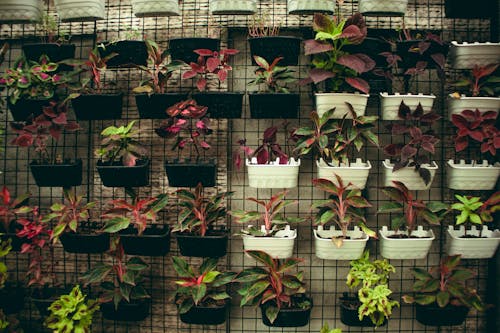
(206, 57, 220, 73)
(345, 77, 370, 94)
(304, 39, 333, 56)
(194, 49, 214, 56)
(196, 78, 207, 92)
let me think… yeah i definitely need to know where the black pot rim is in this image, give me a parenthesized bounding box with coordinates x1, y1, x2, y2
(165, 159, 216, 166)
(119, 224, 170, 237)
(29, 158, 82, 167)
(169, 37, 220, 42)
(97, 158, 150, 168)
(249, 36, 302, 41)
(175, 229, 228, 238)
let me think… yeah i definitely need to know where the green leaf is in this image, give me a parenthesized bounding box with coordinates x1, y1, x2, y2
(245, 250, 275, 269)
(102, 217, 130, 233)
(202, 271, 220, 284)
(240, 281, 270, 306)
(172, 256, 195, 278)
(436, 291, 450, 307)
(265, 304, 279, 324)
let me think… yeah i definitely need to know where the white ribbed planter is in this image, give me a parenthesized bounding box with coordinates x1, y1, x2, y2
(449, 41, 500, 69)
(358, 0, 408, 16)
(0, 0, 42, 23)
(314, 226, 368, 260)
(446, 160, 500, 190)
(382, 160, 438, 190)
(315, 93, 369, 119)
(379, 226, 435, 259)
(246, 158, 300, 189)
(446, 226, 500, 259)
(54, 0, 105, 22)
(287, 0, 334, 15)
(210, 0, 257, 15)
(380, 93, 436, 120)
(316, 158, 371, 190)
(447, 94, 500, 120)
(242, 225, 296, 259)
(132, 0, 180, 17)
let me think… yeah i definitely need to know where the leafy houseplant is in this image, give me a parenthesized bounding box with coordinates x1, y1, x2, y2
(95, 120, 150, 188)
(97, 27, 148, 68)
(174, 183, 233, 258)
(229, 190, 304, 258)
(449, 41, 500, 70)
(234, 250, 312, 327)
(377, 181, 448, 259)
(342, 250, 399, 327)
(247, 56, 299, 118)
(172, 256, 235, 325)
(0, 186, 31, 252)
(155, 99, 217, 187)
(320, 323, 342, 333)
(403, 255, 487, 326)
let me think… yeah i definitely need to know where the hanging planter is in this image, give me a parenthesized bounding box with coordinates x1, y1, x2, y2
(101, 299, 151, 321)
(165, 159, 217, 187)
(379, 226, 435, 260)
(314, 226, 369, 260)
(241, 225, 296, 259)
(169, 38, 220, 64)
(179, 301, 229, 325)
(0, 283, 25, 315)
(287, 0, 334, 15)
(246, 158, 300, 188)
(210, 0, 257, 15)
(445, 0, 494, 19)
(447, 94, 500, 120)
(260, 296, 312, 327)
(96, 159, 150, 187)
(32, 287, 69, 318)
(358, 0, 408, 16)
(449, 41, 500, 70)
(135, 93, 186, 119)
(53, 0, 105, 22)
(0, 0, 42, 24)
(8, 98, 52, 122)
(22, 43, 76, 68)
(249, 92, 300, 119)
(98, 41, 148, 68)
(316, 158, 371, 190)
(60, 232, 110, 254)
(340, 294, 387, 327)
(382, 160, 438, 191)
(379, 93, 436, 120)
(193, 92, 244, 119)
(315, 93, 369, 119)
(29, 159, 82, 187)
(131, 0, 180, 17)
(175, 230, 228, 258)
(248, 36, 302, 66)
(446, 225, 500, 259)
(120, 225, 171, 256)
(71, 93, 123, 120)
(446, 160, 500, 190)
(415, 303, 469, 326)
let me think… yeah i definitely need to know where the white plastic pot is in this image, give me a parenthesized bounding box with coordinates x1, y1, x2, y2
(446, 160, 500, 190)
(242, 225, 297, 259)
(382, 160, 438, 190)
(316, 158, 371, 190)
(287, 0, 335, 15)
(446, 226, 500, 259)
(210, 0, 257, 15)
(314, 226, 369, 260)
(246, 158, 300, 189)
(447, 94, 500, 120)
(380, 93, 436, 120)
(315, 93, 369, 119)
(0, 0, 42, 23)
(54, 0, 105, 22)
(449, 41, 500, 69)
(132, 0, 180, 17)
(379, 226, 435, 259)
(358, 0, 408, 16)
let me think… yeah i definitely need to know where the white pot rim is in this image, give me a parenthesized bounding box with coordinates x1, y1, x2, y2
(316, 158, 371, 170)
(380, 92, 436, 99)
(313, 229, 369, 242)
(447, 159, 500, 169)
(246, 158, 300, 168)
(451, 41, 500, 48)
(241, 230, 297, 240)
(379, 227, 435, 240)
(315, 92, 370, 98)
(448, 93, 500, 101)
(383, 160, 439, 170)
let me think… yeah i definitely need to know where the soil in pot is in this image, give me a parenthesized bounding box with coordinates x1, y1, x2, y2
(96, 158, 150, 187)
(60, 228, 110, 254)
(387, 234, 429, 239)
(135, 93, 186, 119)
(71, 93, 123, 120)
(192, 92, 243, 118)
(168, 38, 220, 64)
(415, 303, 469, 326)
(101, 298, 151, 321)
(165, 160, 217, 187)
(260, 295, 312, 327)
(340, 294, 387, 327)
(120, 224, 171, 256)
(175, 230, 228, 258)
(98, 41, 148, 68)
(179, 300, 228, 325)
(0, 283, 25, 314)
(31, 287, 69, 318)
(22, 43, 76, 71)
(248, 36, 302, 66)
(29, 159, 82, 187)
(249, 93, 299, 119)
(7, 98, 52, 122)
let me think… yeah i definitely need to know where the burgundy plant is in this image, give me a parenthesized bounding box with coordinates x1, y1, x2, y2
(0, 186, 31, 232)
(451, 63, 499, 97)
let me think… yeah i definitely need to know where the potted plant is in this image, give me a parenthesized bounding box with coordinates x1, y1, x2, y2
(155, 99, 217, 187)
(377, 181, 448, 259)
(234, 124, 299, 188)
(0, 186, 31, 252)
(54, 0, 105, 22)
(169, 38, 220, 64)
(403, 255, 488, 326)
(287, 0, 334, 15)
(382, 102, 441, 190)
(229, 190, 304, 258)
(46, 188, 109, 254)
(341, 250, 399, 327)
(446, 192, 500, 259)
(81, 238, 150, 321)
(174, 183, 233, 258)
(234, 250, 312, 327)
(449, 41, 500, 69)
(0, 0, 42, 24)
(445, 0, 494, 19)
(303, 12, 375, 118)
(311, 175, 376, 260)
(320, 323, 342, 333)
(358, 0, 408, 16)
(293, 107, 379, 189)
(210, 0, 257, 15)
(182, 48, 244, 118)
(101, 189, 170, 256)
(132, 0, 180, 17)
(247, 56, 299, 119)
(133, 39, 185, 119)
(172, 256, 235, 325)
(97, 28, 148, 68)
(95, 120, 150, 188)
(44, 285, 99, 332)
(11, 101, 82, 187)
(447, 109, 500, 190)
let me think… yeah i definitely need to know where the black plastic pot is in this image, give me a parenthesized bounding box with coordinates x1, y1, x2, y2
(98, 41, 148, 68)
(29, 159, 82, 187)
(60, 232, 110, 254)
(96, 159, 150, 187)
(340, 295, 387, 327)
(395, 40, 449, 70)
(175, 230, 228, 258)
(248, 36, 302, 66)
(415, 303, 469, 326)
(165, 160, 217, 187)
(0, 284, 25, 314)
(120, 225, 171, 256)
(169, 38, 220, 64)
(135, 93, 186, 119)
(445, 0, 493, 18)
(260, 296, 312, 327)
(249, 93, 300, 119)
(192, 92, 244, 118)
(179, 301, 228, 325)
(31, 287, 68, 318)
(22, 43, 76, 71)
(101, 299, 151, 321)
(7, 98, 52, 121)
(71, 93, 123, 120)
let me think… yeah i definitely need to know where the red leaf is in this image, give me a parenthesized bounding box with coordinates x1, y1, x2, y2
(194, 49, 214, 56)
(256, 149, 269, 164)
(345, 77, 370, 94)
(206, 57, 220, 73)
(304, 39, 333, 55)
(196, 78, 207, 92)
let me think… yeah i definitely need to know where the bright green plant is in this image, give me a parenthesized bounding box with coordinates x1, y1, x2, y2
(0, 238, 11, 289)
(248, 56, 297, 93)
(44, 285, 99, 333)
(346, 250, 399, 327)
(451, 191, 500, 236)
(172, 256, 235, 315)
(320, 324, 342, 333)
